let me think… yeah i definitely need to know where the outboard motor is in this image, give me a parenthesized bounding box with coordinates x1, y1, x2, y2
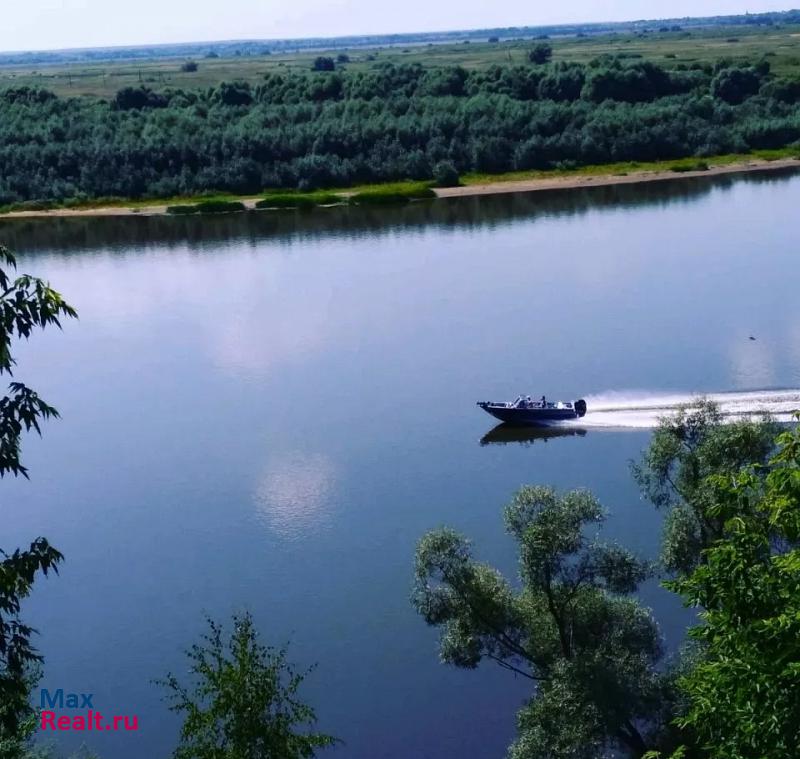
(574, 399, 587, 418)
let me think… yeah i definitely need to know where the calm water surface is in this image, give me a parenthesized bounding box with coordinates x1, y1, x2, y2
(4, 171, 800, 759)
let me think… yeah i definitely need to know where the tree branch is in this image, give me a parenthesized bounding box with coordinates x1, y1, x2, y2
(486, 654, 542, 681)
(544, 563, 571, 659)
(440, 567, 540, 669)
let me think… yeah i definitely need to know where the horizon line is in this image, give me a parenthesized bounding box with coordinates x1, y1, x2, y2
(0, 7, 796, 57)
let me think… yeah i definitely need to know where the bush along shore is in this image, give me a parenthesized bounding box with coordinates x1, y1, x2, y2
(163, 183, 437, 214)
(2, 55, 800, 208)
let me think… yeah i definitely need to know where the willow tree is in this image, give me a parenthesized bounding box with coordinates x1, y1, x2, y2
(413, 486, 679, 758)
(0, 245, 76, 749)
(631, 399, 779, 575)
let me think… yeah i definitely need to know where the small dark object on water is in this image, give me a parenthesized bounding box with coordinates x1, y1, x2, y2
(749, 336, 757, 341)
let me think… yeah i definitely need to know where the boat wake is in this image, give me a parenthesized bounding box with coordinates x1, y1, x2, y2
(572, 389, 800, 430)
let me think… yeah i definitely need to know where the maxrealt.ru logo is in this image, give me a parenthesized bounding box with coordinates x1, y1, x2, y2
(39, 689, 139, 732)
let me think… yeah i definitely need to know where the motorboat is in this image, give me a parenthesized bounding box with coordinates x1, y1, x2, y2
(477, 395, 587, 426)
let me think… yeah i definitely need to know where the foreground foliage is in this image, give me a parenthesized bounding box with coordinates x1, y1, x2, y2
(159, 613, 336, 759)
(0, 245, 75, 754)
(413, 486, 677, 757)
(666, 422, 800, 758)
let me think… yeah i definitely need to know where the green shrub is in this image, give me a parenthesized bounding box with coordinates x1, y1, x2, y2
(349, 186, 435, 205)
(7, 199, 57, 212)
(528, 43, 553, 65)
(255, 196, 315, 209)
(670, 160, 710, 172)
(314, 193, 344, 205)
(67, 195, 125, 208)
(167, 204, 199, 215)
(350, 192, 409, 206)
(312, 56, 335, 72)
(196, 200, 246, 214)
(255, 193, 341, 209)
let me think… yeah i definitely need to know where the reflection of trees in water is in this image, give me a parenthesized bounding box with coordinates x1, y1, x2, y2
(5, 168, 798, 255)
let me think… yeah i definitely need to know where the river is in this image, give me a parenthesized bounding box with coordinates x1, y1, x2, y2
(4, 169, 800, 759)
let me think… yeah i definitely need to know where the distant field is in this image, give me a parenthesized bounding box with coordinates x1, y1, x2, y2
(2, 24, 799, 99)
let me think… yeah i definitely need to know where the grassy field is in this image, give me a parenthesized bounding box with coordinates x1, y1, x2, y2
(2, 24, 799, 99)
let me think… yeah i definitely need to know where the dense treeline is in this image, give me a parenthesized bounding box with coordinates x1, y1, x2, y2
(1, 56, 800, 204)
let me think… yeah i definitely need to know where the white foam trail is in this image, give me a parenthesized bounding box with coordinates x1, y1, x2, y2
(573, 389, 800, 429)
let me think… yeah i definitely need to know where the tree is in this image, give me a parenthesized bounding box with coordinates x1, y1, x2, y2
(538, 65, 585, 101)
(666, 421, 800, 758)
(419, 66, 467, 96)
(0, 245, 76, 750)
(761, 76, 800, 103)
(111, 86, 168, 110)
(159, 613, 336, 759)
(632, 400, 778, 575)
(214, 80, 253, 106)
(711, 67, 761, 104)
(432, 161, 459, 187)
(528, 43, 553, 65)
(413, 486, 677, 758)
(181, 61, 199, 73)
(336, 53, 350, 64)
(312, 57, 335, 72)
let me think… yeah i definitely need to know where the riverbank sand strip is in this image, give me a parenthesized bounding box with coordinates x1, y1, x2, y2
(435, 158, 800, 198)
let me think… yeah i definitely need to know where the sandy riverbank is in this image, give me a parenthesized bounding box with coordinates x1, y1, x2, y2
(436, 157, 800, 198)
(1, 157, 798, 220)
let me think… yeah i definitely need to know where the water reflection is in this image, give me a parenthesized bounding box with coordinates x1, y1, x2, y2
(728, 336, 777, 389)
(5, 168, 798, 255)
(480, 424, 588, 447)
(254, 452, 337, 539)
(788, 320, 800, 382)
(212, 297, 332, 380)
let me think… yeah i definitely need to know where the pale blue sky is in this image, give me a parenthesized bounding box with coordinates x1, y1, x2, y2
(2, 1, 795, 52)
